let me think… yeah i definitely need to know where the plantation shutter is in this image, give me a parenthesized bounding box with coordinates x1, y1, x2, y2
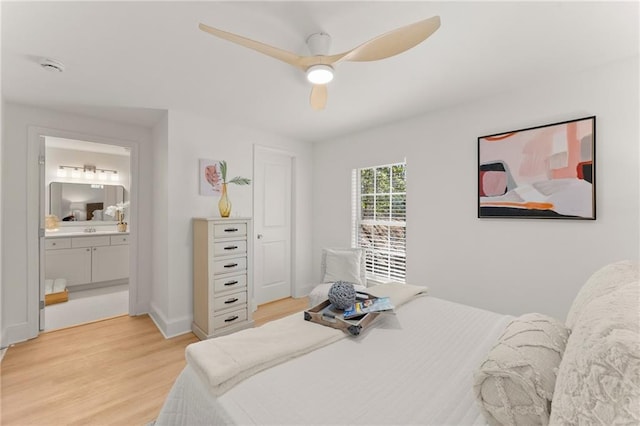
(352, 162, 406, 282)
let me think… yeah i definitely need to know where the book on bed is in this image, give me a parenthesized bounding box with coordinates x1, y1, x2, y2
(343, 296, 394, 319)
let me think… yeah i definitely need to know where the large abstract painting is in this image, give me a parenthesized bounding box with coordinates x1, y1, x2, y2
(478, 116, 596, 219)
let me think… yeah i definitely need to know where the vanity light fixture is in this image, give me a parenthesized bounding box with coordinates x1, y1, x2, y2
(70, 167, 82, 179)
(84, 165, 96, 180)
(57, 164, 120, 181)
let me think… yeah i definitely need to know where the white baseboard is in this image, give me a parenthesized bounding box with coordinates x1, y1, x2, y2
(148, 301, 192, 339)
(1, 321, 37, 348)
(67, 278, 128, 293)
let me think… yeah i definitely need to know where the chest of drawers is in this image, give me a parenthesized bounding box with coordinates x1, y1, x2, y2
(192, 217, 254, 339)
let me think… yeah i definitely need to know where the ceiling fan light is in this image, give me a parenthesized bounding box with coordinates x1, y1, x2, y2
(306, 65, 334, 85)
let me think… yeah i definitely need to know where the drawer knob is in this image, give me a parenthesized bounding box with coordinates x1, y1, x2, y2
(224, 315, 239, 323)
(224, 298, 239, 304)
(224, 228, 238, 233)
(52, 242, 56, 246)
(224, 263, 238, 268)
(224, 245, 238, 250)
(224, 280, 238, 286)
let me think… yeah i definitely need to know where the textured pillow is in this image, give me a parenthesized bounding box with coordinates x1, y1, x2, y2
(474, 313, 569, 426)
(550, 281, 640, 425)
(565, 260, 639, 329)
(321, 248, 366, 285)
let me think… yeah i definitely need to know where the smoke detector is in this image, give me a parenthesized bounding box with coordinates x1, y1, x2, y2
(39, 58, 65, 73)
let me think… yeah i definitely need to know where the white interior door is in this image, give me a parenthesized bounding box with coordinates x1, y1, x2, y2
(253, 146, 293, 305)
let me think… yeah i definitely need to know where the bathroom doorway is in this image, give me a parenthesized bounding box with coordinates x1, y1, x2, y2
(41, 136, 132, 331)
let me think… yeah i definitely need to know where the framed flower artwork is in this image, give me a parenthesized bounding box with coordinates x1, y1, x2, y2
(199, 159, 223, 196)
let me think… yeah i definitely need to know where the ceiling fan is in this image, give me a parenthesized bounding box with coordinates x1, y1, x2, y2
(198, 16, 441, 110)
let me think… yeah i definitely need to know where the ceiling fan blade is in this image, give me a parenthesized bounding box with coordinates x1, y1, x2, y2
(310, 85, 328, 110)
(334, 16, 441, 63)
(199, 23, 306, 70)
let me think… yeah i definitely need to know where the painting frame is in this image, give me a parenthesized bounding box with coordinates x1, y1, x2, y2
(478, 116, 596, 220)
(199, 159, 223, 196)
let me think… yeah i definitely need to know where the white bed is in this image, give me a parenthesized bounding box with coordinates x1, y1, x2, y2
(156, 293, 512, 425)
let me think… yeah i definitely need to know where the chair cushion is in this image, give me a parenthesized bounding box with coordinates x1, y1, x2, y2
(474, 313, 569, 426)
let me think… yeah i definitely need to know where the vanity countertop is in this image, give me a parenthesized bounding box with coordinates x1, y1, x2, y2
(46, 231, 129, 238)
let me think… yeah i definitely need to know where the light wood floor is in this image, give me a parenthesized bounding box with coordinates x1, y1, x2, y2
(1, 296, 309, 426)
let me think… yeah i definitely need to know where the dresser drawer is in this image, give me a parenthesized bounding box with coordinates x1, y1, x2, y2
(213, 223, 247, 238)
(45, 238, 72, 250)
(110, 235, 129, 245)
(71, 236, 110, 248)
(213, 308, 248, 330)
(213, 257, 247, 275)
(213, 291, 247, 312)
(213, 240, 247, 257)
(213, 274, 247, 293)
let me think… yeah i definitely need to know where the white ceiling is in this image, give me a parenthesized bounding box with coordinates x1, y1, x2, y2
(2, 1, 638, 143)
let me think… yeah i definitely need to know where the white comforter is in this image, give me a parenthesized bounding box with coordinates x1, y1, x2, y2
(157, 296, 511, 425)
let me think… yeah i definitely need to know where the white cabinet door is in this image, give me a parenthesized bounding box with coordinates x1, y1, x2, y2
(45, 247, 92, 285)
(91, 245, 129, 283)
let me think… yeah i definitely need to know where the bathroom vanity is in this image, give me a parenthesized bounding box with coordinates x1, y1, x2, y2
(45, 231, 129, 288)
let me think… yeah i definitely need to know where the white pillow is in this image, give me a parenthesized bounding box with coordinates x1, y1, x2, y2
(474, 313, 569, 426)
(550, 281, 640, 425)
(565, 260, 638, 329)
(321, 248, 365, 285)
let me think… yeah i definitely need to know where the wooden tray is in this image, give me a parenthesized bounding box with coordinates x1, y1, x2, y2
(304, 299, 380, 336)
(45, 289, 69, 306)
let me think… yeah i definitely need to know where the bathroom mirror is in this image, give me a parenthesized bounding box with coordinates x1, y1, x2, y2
(49, 182, 126, 222)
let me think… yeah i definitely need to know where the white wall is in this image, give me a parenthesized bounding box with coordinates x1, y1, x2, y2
(147, 109, 314, 337)
(149, 112, 170, 335)
(0, 97, 4, 347)
(312, 56, 640, 321)
(1, 103, 154, 346)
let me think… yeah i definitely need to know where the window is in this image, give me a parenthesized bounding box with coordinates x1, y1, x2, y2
(352, 162, 406, 282)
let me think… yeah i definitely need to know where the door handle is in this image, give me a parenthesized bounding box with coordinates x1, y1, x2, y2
(257, 234, 263, 239)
